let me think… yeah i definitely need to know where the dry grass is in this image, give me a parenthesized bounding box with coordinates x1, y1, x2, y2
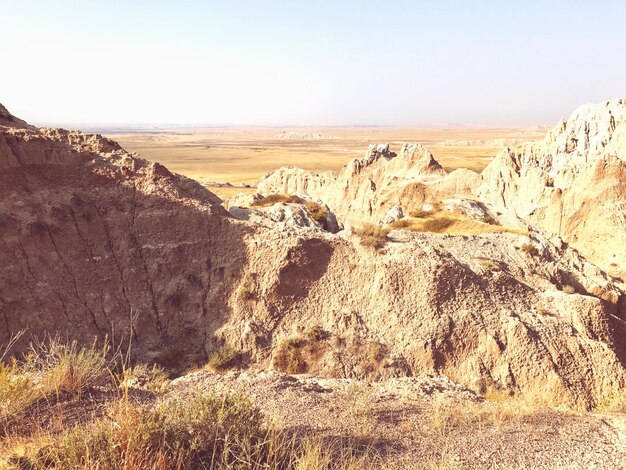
(250, 194, 303, 207)
(303, 200, 328, 226)
(272, 327, 329, 374)
(120, 363, 170, 395)
(1, 339, 378, 469)
(206, 346, 243, 372)
(0, 338, 111, 428)
(352, 223, 390, 249)
(236, 283, 256, 301)
(389, 211, 527, 236)
(561, 284, 576, 294)
(520, 242, 539, 256)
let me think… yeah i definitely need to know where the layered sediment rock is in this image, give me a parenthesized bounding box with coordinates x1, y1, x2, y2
(1, 102, 626, 407)
(479, 99, 626, 279)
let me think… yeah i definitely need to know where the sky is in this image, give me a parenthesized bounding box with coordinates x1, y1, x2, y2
(1, 0, 625, 126)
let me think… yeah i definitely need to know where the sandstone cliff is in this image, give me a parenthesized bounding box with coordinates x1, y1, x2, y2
(479, 99, 626, 280)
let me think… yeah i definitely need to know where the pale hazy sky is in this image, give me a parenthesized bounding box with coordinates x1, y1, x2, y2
(2, 0, 625, 126)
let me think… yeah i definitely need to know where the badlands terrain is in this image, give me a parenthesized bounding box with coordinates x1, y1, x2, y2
(108, 126, 547, 194)
(1, 100, 626, 468)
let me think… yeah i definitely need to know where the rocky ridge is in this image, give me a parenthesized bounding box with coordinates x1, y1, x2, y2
(1, 102, 626, 408)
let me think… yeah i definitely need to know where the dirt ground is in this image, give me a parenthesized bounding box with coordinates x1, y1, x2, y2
(108, 126, 546, 187)
(171, 371, 626, 469)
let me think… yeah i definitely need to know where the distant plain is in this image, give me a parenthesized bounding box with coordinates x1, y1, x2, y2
(108, 126, 547, 198)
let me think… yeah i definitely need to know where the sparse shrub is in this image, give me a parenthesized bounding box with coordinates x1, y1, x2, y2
(34, 391, 269, 469)
(0, 360, 43, 425)
(478, 259, 500, 271)
(206, 346, 243, 372)
(0, 338, 111, 428)
(536, 306, 551, 316)
(520, 242, 539, 256)
(20, 390, 379, 469)
(33, 338, 110, 398)
(366, 341, 387, 365)
(408, 209, 430, 218)
(561, 284, 576, 294)
(389, 218, 412, 229)
(352, 223, 390, 249)
(304, 200, 328, 226)
(250, 193, 303, 207)
(272, 327, 329, 374)
(273, 336, 309, 374)
(419, 216, 455, 232)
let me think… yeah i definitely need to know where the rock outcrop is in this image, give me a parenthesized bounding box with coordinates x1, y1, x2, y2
(258, 143, 481, 226)
(479, 99, 626, 279)
(0, 107, 250, 365)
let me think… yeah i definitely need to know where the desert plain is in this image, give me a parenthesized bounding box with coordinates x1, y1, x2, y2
(109, 126, 547, 196)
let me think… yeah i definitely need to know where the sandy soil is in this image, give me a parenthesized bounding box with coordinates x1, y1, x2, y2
(108, 127, 546, 187)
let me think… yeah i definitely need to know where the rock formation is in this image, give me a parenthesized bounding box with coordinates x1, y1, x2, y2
(2, 102, 626, 407)
(479, 99, 626, 280)
(0, 105, 250, 365)
(258, 143, 481, 226)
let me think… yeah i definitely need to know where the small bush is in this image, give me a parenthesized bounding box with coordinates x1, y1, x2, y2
(419, 216, 455, 232)
(206, 346, 243, 372)
(250, 194, 303, 207)
(273, 337, 309, 374)
(353, 223, 390, 249)
(520, 242, 539, 256)
(273, 327, 329, 374)
(304, 200, 328, 226)
(561, 284, 576, 294)
(31, 338, 110, 398)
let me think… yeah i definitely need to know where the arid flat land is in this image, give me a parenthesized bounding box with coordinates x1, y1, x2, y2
(108, 126, 547, 192)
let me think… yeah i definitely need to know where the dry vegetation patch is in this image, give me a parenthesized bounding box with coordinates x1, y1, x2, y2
(250, 194, 303, 207)
(303, 200, 328, 226)
(206, 346, 244, 372)
(272, 327, 330, 374)
(389, 210, 526, 236)
(352, 223, 390, 249)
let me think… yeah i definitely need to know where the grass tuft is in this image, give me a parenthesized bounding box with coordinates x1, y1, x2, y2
(352, 224, 390, 250)
(206, 346, 243, 372)
(250, 194, 303, 207)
